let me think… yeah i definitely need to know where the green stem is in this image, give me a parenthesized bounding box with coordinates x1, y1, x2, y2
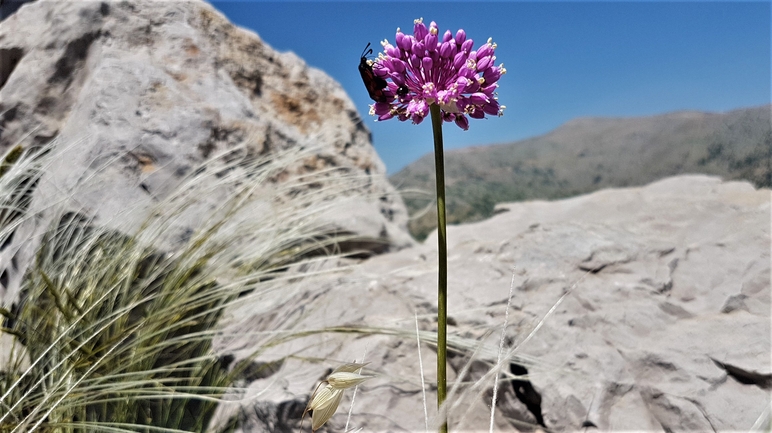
(429, 103, 448, 433)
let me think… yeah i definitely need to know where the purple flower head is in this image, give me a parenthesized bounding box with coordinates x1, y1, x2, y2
(369, 18, 506, 130)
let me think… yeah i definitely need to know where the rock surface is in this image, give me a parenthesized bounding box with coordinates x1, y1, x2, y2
(215, 175, 770, 432)
(0, 0, 412, 303)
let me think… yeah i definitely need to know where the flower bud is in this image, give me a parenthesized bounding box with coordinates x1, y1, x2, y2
(422, 56, 433, 71)
(397, 32, 412, 52)
(386, 45, 400, 58)
(477, 43, 494, 59)
(461, 39, 474, 53)
(476, 56, 492, 72)
(439, 41, 453, 58)
(455, 29, 466, 45)
(425, 32, 438, 51)
(413, 18, 428, 40)
(452, 51, 467, 70)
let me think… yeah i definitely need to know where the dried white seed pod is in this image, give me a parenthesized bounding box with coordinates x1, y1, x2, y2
(301, 362, 374, 431)
(327, 371, 373, 389)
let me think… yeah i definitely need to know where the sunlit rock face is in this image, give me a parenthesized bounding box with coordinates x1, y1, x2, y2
(215, 175, 769, 432)
(0, 0, 413, 303)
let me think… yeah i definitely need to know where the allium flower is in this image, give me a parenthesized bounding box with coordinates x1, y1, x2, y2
(368, 18, 506, 130)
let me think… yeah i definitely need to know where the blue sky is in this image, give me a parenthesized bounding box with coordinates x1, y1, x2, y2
(210, 1, 771, 175)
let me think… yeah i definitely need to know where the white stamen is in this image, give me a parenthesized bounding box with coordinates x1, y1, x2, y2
(414, 17, 424, 24)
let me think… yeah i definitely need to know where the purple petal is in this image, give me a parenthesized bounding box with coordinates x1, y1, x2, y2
(439, 41, 453, 58)
(476, 56, 492, 71)
(373, 65, 389, 78)
(437, 89, 452, 105)
(453, 51, 467, 70)
(483, 66, 502, 84)
(482, 83, 498, 95)
(482, 100, 500, 116)
(461, 39, 474, 53)
(378, 112, 395, 121)
(373, 102, 392, 115)
(442, 29, 453, 43)
(392, 59, 406, 73)
(477, 43, 494, 59)
(414, 20, 428, 40)
(465, 79, 481, 93)
(469, 106, 485, 119)
(422, 56, 434, 71)
(469, 92, 489, 105)
(425, 32, 438, 51)
(409, 54, 421, 69)
(458, 65, 476, 79)
(386, 45, 400, 58)
(455, 77, 469, 93)
(455, 29, 466, 45)
(379, 58, 394, 71)
(454, 114, 470, 130)
(397, 32, 412, 51)
(389, 72, 406, 86)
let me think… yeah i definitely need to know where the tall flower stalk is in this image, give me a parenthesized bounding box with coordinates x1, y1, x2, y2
(366, 18, 505, 432)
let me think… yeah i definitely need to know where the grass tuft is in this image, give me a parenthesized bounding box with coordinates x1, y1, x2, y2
(0, 139, 376, 433)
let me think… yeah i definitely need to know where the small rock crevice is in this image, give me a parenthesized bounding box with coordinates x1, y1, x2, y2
(0, 47, 23, 91)
(510, 362, 546, 427)
(711, 358, 772, 390)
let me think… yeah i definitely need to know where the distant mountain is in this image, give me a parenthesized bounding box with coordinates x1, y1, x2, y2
(390, 105, 771, 240)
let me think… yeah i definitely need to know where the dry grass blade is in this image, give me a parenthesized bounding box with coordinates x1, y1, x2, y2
(0, 139, 376, 432)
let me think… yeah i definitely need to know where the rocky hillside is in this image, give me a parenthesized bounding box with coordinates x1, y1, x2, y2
(0, 0, 412, 303)
(391, 105, 771, 239)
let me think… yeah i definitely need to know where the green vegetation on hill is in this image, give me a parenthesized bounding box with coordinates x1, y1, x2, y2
(391, 105, 772, 240)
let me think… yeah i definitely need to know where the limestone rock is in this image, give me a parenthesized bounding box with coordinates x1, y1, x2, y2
(216, 175, 770, 432)
(0, 0, 412, 303)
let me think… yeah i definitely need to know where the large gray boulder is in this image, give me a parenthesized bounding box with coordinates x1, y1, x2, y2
(215, 175, 770, 432)
(0, 0, 412, 303)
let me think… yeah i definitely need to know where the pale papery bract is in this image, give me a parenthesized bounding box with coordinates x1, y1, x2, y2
(368, 18, 506, 130)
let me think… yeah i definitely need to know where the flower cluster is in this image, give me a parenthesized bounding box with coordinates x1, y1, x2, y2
(369, 18, 505, 130)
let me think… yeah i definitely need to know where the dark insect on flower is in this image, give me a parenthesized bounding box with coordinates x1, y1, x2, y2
(359, 42, 389, 103)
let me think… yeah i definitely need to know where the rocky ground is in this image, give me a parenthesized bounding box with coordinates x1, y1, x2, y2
(215, 174, 771, 432)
